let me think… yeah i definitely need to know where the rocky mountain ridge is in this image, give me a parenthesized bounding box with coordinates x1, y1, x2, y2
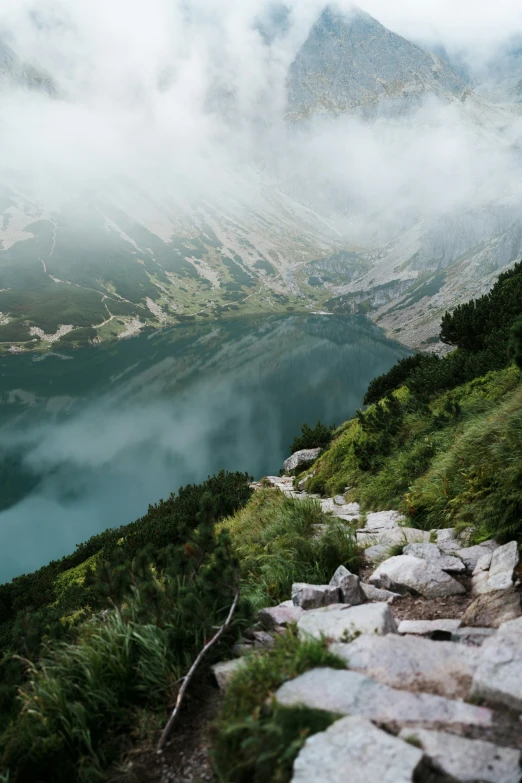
(2, 7, 522, 352)
(287, 6, 468, 120)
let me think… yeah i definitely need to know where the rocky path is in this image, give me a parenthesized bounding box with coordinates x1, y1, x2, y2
(214, 474, 522, 783)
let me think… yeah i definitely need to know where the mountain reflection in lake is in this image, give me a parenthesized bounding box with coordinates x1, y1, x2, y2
(0, 315, 410, 581)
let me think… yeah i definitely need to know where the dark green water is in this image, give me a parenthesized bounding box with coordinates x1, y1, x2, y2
(0, 315, 409, 581)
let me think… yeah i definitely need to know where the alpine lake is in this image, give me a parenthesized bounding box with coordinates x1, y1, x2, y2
(0, 314, 410, 582)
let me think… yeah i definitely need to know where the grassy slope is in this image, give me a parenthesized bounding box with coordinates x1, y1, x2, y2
(297, 364, 522, 542)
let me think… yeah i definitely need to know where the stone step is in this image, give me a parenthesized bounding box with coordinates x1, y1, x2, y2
(275, 668, 493, 728)
(330, 633, 480, 699)
(369, 554, 466, 598)
(297, 602, 398, 641)
(398, 728, 522, 783)
(291, 715, 423, 783)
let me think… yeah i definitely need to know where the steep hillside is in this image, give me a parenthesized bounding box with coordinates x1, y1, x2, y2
(0, 183, 353, 351)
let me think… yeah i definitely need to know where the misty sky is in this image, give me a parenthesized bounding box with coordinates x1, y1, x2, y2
(1, 1, 522, 243)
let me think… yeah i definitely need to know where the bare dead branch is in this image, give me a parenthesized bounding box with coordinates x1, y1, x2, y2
(156, 588, 240, 753)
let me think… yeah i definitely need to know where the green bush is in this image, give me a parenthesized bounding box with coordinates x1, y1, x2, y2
(510, 318, 522, 371)
(290, 421, 336, 454)
(362, 262, 522, 403)
(440, 261, 522, 351)
(363, 354, 434, 405)
(212, 629, 345, 783)
(1, 497, 250, 783)
(0, 470, 253, 655)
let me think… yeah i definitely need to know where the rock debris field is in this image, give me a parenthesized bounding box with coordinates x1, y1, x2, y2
(213, 475, 522, 783)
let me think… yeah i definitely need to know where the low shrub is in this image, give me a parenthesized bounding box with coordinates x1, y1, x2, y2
(212, 629, 345, 783)
(1, 496, 251, 783)
(290, 421, 336, 454)
(219, 491, 362, 609)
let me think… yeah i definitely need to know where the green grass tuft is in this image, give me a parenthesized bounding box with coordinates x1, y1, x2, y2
(212, 629, 345, 782)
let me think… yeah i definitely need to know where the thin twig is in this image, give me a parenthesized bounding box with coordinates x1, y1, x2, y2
(156, 588, 240, 753)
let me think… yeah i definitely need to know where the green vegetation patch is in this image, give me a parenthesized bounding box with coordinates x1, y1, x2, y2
(0, 287, 108, 332)
(219, 490, 362, 610)
(212, 630, 345, 783)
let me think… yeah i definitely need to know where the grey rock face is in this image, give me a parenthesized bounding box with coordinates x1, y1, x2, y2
(329, 565, 351, 586)
(358, 526, 430, 548)
(403, 542, 465, 573)
(292, 715, 423, 783)
(472, 540, 519, 594)
(435, 528, 460, 553)
(451, 627, 497, 646)
(321, 498, 360, 517)
(283, 449, 322, 473)
(364, 544, 389, 563)
(455, 541, 498, 570)
(337, 574, 366, 606)
(398, 619, 461, 636)
(275, 668, 493, 728)
(369, 555, 466, 598)
(331, 633, 479, 699)
(211, 659, 245, 690)
(460, 588, 521, 628)
(297, 603, 397, 641)
(361, 583, 402, 604)
(364, 510, 406, 531)
(287, 7, 466, 120)
(258, 602, 304, 629)
(398, 728, 522, 783)
(472, 616, 522, 710)
(292, 583, 340, 610)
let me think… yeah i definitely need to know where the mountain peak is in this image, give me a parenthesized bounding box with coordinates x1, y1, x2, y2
(287, 5, 467, 120)
(0, 40, 56, 95)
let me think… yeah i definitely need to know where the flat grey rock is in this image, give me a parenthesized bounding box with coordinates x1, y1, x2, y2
(258, 603, 304, 629)
(211, 659, 245, 690)
(284, 449, 322, 473)
(435, 528, 459, 554)
(292, 715, 423, 783)
(451, 627, 497, 646)
(473, 552, 493, 574)
(331, 633, 479, 699)
(398, 619, 461, 636)
(298, 603, 397, 642)
(364, 510, 405, 532)
(403, 542, 465, 573)
(472, 540, 519, 594)
(398, 728, 522, 783)
(472, 616, 522, 710)
(369, 555, 466, 598)
(357, 527, 430, 548)
(461, 588, 521, 628)
(276, 668, 493, 728)
(364, 544, 389, 563)
(292, 583, 340, 610)
(361, 582, 402, 604)
(321, 498, 360, 517)
(455, 541, 498, 570)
